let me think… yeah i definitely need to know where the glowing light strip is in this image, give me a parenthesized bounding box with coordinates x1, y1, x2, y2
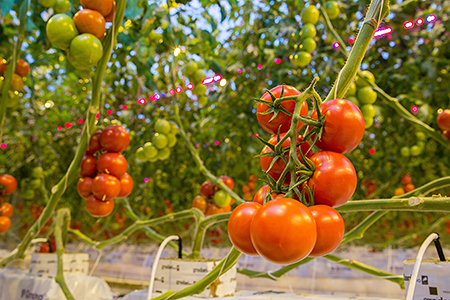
(374, 27, 392, 37)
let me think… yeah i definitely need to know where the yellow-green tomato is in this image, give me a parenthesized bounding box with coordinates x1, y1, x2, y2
(357, 86, 377, 104)
(301, 24, 317, 38)
(154, 119, 171, 134)
(301, 5, 319, 24)
(301, 38, 316, 53)
(325, 1, 340, 19)
(143, 142, 158, 159)
(347, 82, 356, 97)
(291, 51, 311, 68)
(152, 133, 168, 149)
(213, 190, 231, 208)
(355, 70, 376, 87)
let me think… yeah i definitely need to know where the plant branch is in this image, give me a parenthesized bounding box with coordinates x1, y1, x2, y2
(191, 212, 231, 258)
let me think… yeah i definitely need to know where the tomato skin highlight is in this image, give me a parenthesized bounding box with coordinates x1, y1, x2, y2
(257, 85, 308, 135)
(250, 198, 317, 264)
(307, 151, 357, 208)
(228, 202, 261, 256)
(308, 205, 345, 257)
(311, 99, 365, 154)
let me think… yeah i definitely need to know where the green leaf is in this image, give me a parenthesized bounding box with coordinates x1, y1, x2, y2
(0, 0, 15, 17)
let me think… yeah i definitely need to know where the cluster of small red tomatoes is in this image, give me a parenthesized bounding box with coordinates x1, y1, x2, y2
(0, 174, 17, 233)
(228, 85, 365, 264)
(192, 176, 236, 216)
(0, 58, 30, 92)
(77, 125, 133, 218)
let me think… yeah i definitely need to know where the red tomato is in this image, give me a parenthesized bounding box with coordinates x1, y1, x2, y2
(80, 154, 97, 177)
(437, 109, 450, 131)
(217, 175, 234, 190)
(81, 0, 113, 16)
(97, 152, 128, 178)
(116, 173, 133, 198)
(250, 198, 317, 264)
(0, 203, 14, 218)
(73, 9, 106, 40)
(260, 133, 312, 185)
(0, 216, 11, 233)
(77, 177, 93, 198)
(91, 174, 121, 200)
(15, 59, 30, 77)
(306, 151, 357, 207)
(192, 195, 208, 213)
(86, 129, 103, 155)
(311, 99, 365, 154)
(228, 202, 261, 256)
(0, 174, 18, 196)
(100, 125, 130, 153)
(253, 185, 276, 205)
(401, 173, 412, 186)
(200, 181, 215, 199)
(205, 203, 228, 216)
(257, 85, 309, 135)
(104, 0, 115, 22)
(85, 195, 114, 217)
(308, 205, 345, 257)
(0, 57, 6, 75)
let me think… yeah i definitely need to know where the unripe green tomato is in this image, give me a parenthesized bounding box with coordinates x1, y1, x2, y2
(347, 97, 359, 107)
(46, 14, 79, 51)
(143, 142, 158, 159)
(30, 179, 42, 189)
(154, 119, 171, 134)
(301, 5, 319, 24)
(197, 96, 208, 105)
(183, 61, 198, 76)
(32, 167, 44, 178)
(347, 82, 357, 97)
(136, 147, 148, 161)
(357, 86, 377, 104)
(138, 46, 149, 57)
(410, 145, 423, 156)
(301, 24, 317, 38)
(400, 146, 410, 157)
(156, 147, 171, 160)
(38, 0, 56, 7)
(54, 0, 71, 13)
(166, 133, 177, 147)
(416, 131, 427, 141)
(152, 133, 168, 149)
(355, 70, 376, 87)
(364, 117, 374, 128)
(193, 70, 205, 83)
(360, 104, 376, 119)
(170, 122, 179, 134)
(23, 189, 35, 200)
(213, 190, 231, 207)
(194, 83, 207, 95)
(325, 1, 340, 19)
(301, 38, 316, 53)
(291, 51, 311, 68)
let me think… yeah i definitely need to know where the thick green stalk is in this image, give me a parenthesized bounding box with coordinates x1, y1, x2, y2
(324, 254, 404, 288)
(238, 257, 314, 279)
(68, 229, 99, 247)
(338, 197, 450, 213)
(0, 0, 127, 267)
(54, 209, 76, 300)
(0, 0, 30, 142)
(151, 247, 241, 300)
(325, 0, 389, 101)
(191, 212, 231, 258)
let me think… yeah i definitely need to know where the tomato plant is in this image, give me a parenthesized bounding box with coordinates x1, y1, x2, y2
(228, 202, 262, 256)
(250, 198, 317, 264)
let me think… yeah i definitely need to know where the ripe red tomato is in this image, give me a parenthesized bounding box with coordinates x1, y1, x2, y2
(260, 133, 312, 185)
(308, 205, 345, 257)
(86, 129, 103, 155)
(257, 85, 308, 135)
(73, 9, 106, 40)
(250, 198, 316, 264)
(80, 154, 97, 177)
(10, 73, 24, 91)
(253, 185, 278, 205)
(85, 195, 114, 217)
(91, 174, 121, 200)
(0, 203, 14, 218)
(0, 216, 11, 233)
(437, 109, 450, 131)
(104, 0, 115, 22)
(15, 59, 30, 77)
(77, 177, 93, 198)
(0, 174, 18, 196)
(200, 181, 215, 199)
(192, 195, 208, 213)
(311, 99, 365, 154)
(100, 125, 130, 153)
(205, 203, 230, 216)
(81, 0, 113, 16)
(97, 152, 128, 178)
(404, 183, 415, 193)
(116, 173, 133, 198)
(217, 175, 234, 190)
(306, 151, 357, 207)
(401, 173, 412, 186)
(228, 202, 261, 256)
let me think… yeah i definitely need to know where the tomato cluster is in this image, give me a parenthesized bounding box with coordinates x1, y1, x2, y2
(0, 57, 30, 92)
(77, 125, 133, 218)
(394, 173, 415, 196)
(191, 176, 235, 216)
(228, 84, 364, 264)
(38, 0, 71, 13)
(46, 0, 115, 70)
(182, 61, 208, 105)
(135, 119, 178, 162)
(0, 202, 14, 234)
(346, 70, 377, 128)
(241, 175, 258, 200)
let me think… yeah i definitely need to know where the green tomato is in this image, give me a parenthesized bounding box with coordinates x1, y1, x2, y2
(138, 46, 149, 58)
(152, 133, 168, 149)
(166, 133, 177, 147)
(346, 82, 356, 97)
(347, 97, 359, 107)
(325, 1, 340, 19)
(67, 52, 96, 70)
(23, 189, 35, 200)
(357, 86, 377, 104)
(197, 96, 208, 105)
(355, 70, 376, 87)
(136, 147, 148, 161)
(301, 38, 316, 53)
(410, 145, 423, 156)
(184, 61, 198, 76)
(416, 131, 427, 141)
(32, 167, 44, 178)
(46, 14, 79, 51)
(360, 104, 376, 119)
(169, 122, 179, 134)
(213, 190, 231, 208)
(301, 24, 317, 38)
(54, 0, 71, 13)
(143, 142, 158, 159)
(30, 179, 42, 189)
(301, 5, 319, 24)
(291, 51, 311, 68)
(400, 146, 410, 157)
(156, 147, 171, 160)
(193, 70, 205, 83)
(70, 34, 103, 65)
(154, 119, 171, 134)
(38, 0, 56, 7)
(194, 83, 207, 95)
(364, 117, 374, 129)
